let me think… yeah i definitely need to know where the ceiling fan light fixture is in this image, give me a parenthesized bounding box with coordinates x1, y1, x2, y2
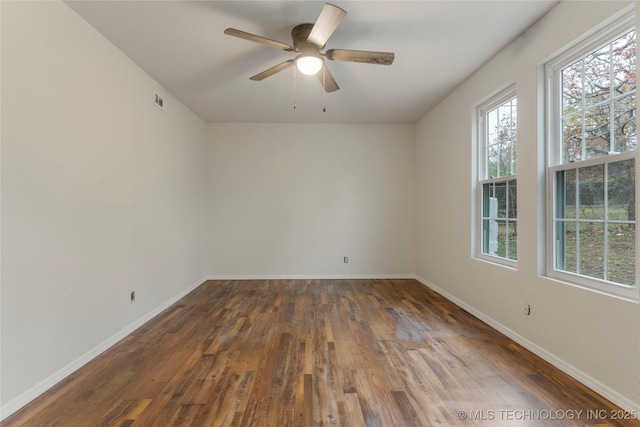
(295, 54, 323, 75)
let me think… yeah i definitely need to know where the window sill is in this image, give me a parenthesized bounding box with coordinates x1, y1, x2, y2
(545, 270, 639, 303)
(475, 254, 518, 270)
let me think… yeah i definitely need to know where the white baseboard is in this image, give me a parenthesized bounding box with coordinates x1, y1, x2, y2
(413, 275, 640, 414)
(205, 274, 416, 281)
(0, 277, 207, 422)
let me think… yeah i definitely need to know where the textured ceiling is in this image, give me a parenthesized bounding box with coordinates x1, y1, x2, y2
(65, 1, 558, 123)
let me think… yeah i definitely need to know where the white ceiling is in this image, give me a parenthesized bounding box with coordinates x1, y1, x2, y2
(65, 1, 558, 124)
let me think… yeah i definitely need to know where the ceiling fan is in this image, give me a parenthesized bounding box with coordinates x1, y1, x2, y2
(224, 3, 394, 93)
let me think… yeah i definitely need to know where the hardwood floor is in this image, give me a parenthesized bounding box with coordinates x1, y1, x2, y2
(3, 279, 638, 426)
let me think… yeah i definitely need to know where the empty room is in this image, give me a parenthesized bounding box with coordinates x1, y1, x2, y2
(2, 0, 640, 425)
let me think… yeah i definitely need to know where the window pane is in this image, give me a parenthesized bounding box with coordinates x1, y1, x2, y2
(486, 182, 507, 219)
(614, 93, 637, 153)
(507, 179, 517, 220)
(498, 104, 512, 139)
(509, 100, 517, 175)
(583, 44, 611, 108)
(558, 221, 577, 273)
(498, 102, 516, 154)
(495, 220, 507, 258)
(487, 144, 499, 178)
(482, 184, 501, 256)
(499, 139, 515, 176)
(612, 30, 636, 95)
(482, 184, 490, 217)
(562, 60, 583, 116)
(557, 169, 577, 219)
(608, 159, 635, 221)
(482, 219, 494, 255)
(507, 221, 518, 261)
(584, 104, 610, 159)
(485, 97, 517, 179)
(579, 222, 605, 280)
(481, 177, 518, 262)
(563, 115, 583, 163)
(487, 109, 498, 146)
(608, 223, 636, 285)
(507, 179, 518, 219)
(487, 109, 499, 178)
(578, 165, 604, 219)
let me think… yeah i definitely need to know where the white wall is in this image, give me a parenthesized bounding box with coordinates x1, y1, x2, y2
(206, 123, 415, 278)
(1, 1, 207, 415)
(415, 0, 640, 410)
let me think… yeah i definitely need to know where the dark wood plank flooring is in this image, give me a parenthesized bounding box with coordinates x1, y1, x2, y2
(3, 279, 639, 426)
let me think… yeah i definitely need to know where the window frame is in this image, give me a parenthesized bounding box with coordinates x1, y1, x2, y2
(545, 9, 638, 301)
(476, 85, 518, 268)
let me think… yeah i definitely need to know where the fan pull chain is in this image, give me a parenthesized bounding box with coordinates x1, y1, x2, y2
(293, 60, 297, 110)
(322, 65, 326, 112)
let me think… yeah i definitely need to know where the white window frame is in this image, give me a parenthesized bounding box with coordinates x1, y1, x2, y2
(545, 8, 638, 301)
(476, 85, 518, 268)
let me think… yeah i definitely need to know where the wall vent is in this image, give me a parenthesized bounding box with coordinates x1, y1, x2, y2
(154, 92, 166, 111)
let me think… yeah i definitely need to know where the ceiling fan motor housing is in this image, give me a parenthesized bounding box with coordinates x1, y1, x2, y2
(292, 23, 322, 52)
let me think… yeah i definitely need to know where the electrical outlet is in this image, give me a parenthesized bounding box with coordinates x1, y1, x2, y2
(524, 304, 531, 316)
(344, 257, 348, 263)
(131, 291, 136, 303)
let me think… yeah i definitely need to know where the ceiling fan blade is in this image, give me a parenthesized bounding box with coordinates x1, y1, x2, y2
(325, 49, 394, 65)
(307, 3, 346, 47)
(224, 28, 293, 51)
(250, 59, 295, 81)
(316, 62, 339, 93)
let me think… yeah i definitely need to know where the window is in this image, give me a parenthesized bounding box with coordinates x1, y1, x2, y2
(477, 86, 517, 265)
(546, 10, 636, 299)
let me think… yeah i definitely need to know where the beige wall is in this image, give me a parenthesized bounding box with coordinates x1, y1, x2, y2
(205, 123, 416, 278)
